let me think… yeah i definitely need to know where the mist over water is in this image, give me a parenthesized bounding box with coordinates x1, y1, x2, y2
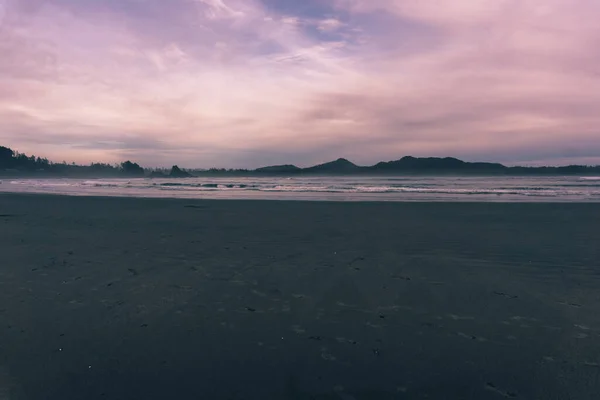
(2, 176, 600, 202)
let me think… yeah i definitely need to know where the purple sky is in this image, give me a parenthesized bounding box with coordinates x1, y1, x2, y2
(1, 0, 599, 168)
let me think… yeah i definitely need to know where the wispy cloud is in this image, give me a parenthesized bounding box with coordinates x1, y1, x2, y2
(0, 0, 599, 167)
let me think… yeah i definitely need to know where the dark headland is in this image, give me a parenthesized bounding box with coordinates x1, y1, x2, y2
(2, 145, 599, 178)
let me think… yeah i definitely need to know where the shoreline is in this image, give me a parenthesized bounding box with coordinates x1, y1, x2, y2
(3, 191, 600, 204)
(2, 186, 600, 204)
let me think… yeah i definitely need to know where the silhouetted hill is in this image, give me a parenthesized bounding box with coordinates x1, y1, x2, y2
(302, 158, 361, 174)
(2, 144, 600, 177)
(507, 165, 600, 175)
(372, 156, 506, 173)
(169, 166, 192, 178)
(255, 164, 301, 174)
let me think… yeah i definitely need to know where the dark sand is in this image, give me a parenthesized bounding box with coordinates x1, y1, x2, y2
(1, 194, 599, 399)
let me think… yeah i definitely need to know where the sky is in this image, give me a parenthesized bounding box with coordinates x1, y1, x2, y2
(1, 0, 599, 168)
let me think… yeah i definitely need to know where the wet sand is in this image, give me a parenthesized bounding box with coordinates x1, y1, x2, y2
(1, 194, 599, 399)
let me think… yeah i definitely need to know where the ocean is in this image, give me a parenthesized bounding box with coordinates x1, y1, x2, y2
(2, 175, 600, 202)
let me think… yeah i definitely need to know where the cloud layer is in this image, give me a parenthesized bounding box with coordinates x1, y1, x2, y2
(1, 0, 599, 167)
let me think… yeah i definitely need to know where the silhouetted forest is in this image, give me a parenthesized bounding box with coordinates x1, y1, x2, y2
(2, 145, 599, 177)
(0, 145, 144, 177)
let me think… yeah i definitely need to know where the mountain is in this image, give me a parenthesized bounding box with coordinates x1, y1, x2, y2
(302, 158, 361, 174)
(255, 164, 301, 174)
(2, 144, 600, 177)
(372, 156, 506, 173)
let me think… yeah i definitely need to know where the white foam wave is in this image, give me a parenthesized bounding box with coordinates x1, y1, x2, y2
(2, 177, 599, 201)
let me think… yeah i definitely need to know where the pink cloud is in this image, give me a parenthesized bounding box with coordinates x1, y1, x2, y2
(0, 0, 599, 167)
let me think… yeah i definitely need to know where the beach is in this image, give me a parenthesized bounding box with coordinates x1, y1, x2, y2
(1, 193, 599, 399)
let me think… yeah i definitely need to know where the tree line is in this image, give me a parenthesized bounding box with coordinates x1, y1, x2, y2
(0, 145, 145, 177)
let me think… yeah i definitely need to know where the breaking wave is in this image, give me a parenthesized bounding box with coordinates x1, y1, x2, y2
(4, 176, 600, 202)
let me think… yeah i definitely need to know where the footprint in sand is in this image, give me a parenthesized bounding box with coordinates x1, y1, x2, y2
(557, 301, 582, 308)
(485, 382, 517, 398)
(366, 322, 383, 329)
(447, 314, 475, 321)
(493, 291, 519, 299)
(575, 324, 591, 331)
(457, 332, 487, 342)
(335, 337, 359, 345)
(321, 348, 337, 361)
(584, 362, 600, 368)
(291, 325, 306, 334)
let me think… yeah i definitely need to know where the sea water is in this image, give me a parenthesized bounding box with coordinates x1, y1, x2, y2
(2, 176, 600, 202)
